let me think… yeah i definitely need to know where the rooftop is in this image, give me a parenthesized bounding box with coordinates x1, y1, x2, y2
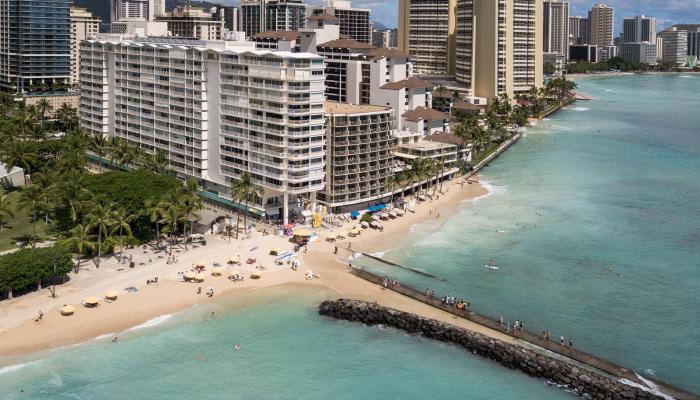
(402, 107, 450, 122)
(381, 77, 433, 90)
(426, 132, 465, 146)
(367, 48, 409, 60)
(452, 101, 485, 111)
(308, 12, 339, 21)
(325, 101, 391, 115)
(253, 31, 301, 41)
(317, 38, 376, 49)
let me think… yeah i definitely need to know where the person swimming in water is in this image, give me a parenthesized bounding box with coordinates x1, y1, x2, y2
(234, 344, 241, 350)
(488, 258, 495, 268)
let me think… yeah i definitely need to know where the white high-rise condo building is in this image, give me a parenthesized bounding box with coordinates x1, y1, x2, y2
(110, 0, 164, 23)
(79, 37, 325, 223)
(660, 28, 689, 66)
(588, 3, 613, 46)
(543, 0, 569, 58)
(70, 7, 101, 85)
(311, 0, 372, 44)
(155, 6, 225, 40)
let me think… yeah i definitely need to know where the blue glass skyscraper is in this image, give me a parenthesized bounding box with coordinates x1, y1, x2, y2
(0, 0, 72, 93)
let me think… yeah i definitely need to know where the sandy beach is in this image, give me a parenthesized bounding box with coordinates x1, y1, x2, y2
(0, 174, 505, 359)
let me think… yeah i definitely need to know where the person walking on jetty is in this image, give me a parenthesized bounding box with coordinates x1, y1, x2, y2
(560, 336, 565, 346)
(568, 338, 574, 348)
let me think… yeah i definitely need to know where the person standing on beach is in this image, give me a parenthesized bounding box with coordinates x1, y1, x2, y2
(560, 336, 565, 346)
(568, 338, 573, 347)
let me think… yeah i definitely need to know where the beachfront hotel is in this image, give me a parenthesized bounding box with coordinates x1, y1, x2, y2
(79, 36, 325, 224)
(319, 102, 394, 212)
(310, 0, 372, 45)
(399, 0, 543, 100)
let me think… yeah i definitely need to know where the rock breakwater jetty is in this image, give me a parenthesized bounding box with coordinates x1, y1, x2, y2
(320, 299, 697, 400)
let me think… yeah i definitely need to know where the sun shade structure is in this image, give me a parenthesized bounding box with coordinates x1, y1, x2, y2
(194, 273, 206, 282)
(185, 271, 196, 280)
(196, 260, 206, 267)
(61, 305, 75, 316)
(105, 290, 119, 300)
(211, 267, 223, 276)
(293, 228, 312, 236)
(229, 270, 241, 277)
(270, 247, 280, 255)
(84, 297, 99, 307)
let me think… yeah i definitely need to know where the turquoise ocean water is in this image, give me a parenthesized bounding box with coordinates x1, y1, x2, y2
(360, 74, 700, 393)
(0, 287, 572, 399)
(1, 74, 697, 399)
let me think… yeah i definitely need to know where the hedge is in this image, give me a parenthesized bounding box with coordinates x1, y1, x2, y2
(0, 245, 73, 299)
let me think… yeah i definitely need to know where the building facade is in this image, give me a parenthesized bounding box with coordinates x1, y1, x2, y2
(543, 0, 569, 58)
(110, 0, 164, 23)
(372, 29, 394, 48)
(620, 42, 656, 65)
(79, 37, 326, 223)
(673, 24, 700, 59)
(319, 102, 394, 212)
(588, 3, 613, 46)
(156, 6, 225, 40)
(0, 0, 72, 92)
(70, 7, 101, 85)
(660, 28, 688, 65)
(312, 0, 372, 44)
(568, 16, 589, 45)
(398, 0, 457, 75)
(223, 6, 240, 32)
(622, 15, 655, 44)
(240, 0, 306, 38)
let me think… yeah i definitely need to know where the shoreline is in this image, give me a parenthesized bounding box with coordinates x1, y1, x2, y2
(0, 167, 494, 358)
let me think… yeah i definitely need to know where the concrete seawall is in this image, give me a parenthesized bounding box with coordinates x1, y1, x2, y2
(343, 268, 698, 400)
(320, 299, 665, 400)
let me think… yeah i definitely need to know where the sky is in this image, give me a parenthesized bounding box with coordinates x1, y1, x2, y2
(298, 0, 700, 32)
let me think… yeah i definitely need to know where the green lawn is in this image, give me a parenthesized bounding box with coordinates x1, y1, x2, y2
(0, 189, 50, 252)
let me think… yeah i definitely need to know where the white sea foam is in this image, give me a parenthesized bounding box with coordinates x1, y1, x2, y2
(0, 360, 40, 375)
(48, 370, 63, 387)
(93, 333, 115, 341)
(570, 106, 590, 111)
(369, 251, 385, 258)
(679, 75, 693, 78)
(618, 374, 675, 400)
(125, 314, 173, 332)
(471, 180, 504, 203)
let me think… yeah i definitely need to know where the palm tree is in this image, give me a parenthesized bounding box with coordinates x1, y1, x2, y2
(58, 171, 90, 224)
(86, 196, 114, 268)
(159, 202, 187, 255)
(111, 207, 135, 259)
(18, 186, 46, 249)
(0, 192, 14, 232)
(65, 223, 96, 273)
(230, 173, 262, 240)
(88, 133, 109, 172)
(143, 198, 164, 243)
(55, 103, 78, 132)
(35, 99, 52, 134)
(2, 142, 36, 184)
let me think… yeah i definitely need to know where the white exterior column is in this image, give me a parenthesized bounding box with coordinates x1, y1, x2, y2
(283, 192, 289, 225)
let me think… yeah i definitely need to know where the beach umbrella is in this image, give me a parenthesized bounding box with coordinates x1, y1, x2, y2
(185, 271, 196, 280)
(395, 209, 405, 216)
(371, 215, 380, 221)
(293, 228, 312, 237)
(360, 221, 369, 229)
(194, 273, 206, 282)
(228, 269, 241, 277)
(61, 305, 75, 316)
(84, 296, 99, 306)
(336, 232, 346, 239)
(270, 247, 280, 255)
(196, 260, 206, 267)
(105, 290, 119, 300)
(389, 210, 398, 218)
(211, 267, 224, 276)
(325, 235, 336, 242)
(228, 256, 240, 265)
(349, 229, 360, 236)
